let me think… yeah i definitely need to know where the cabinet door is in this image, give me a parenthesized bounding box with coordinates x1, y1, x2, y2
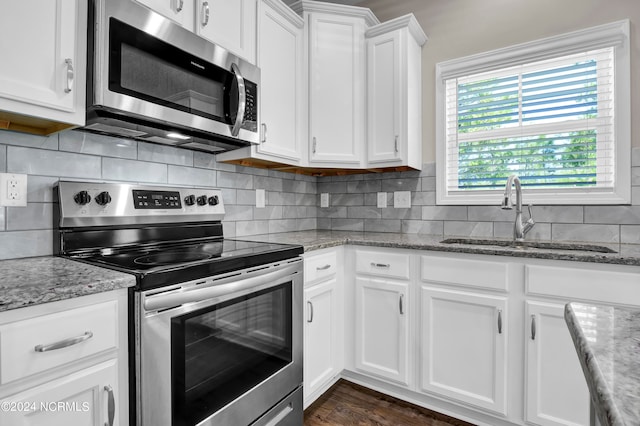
(0, 0, 84, 124)
(304, 278, 339, 404)
(0, 359, 119, 426)
(196, 0, 257, 63)
(355, 277, 409, 386)
(420, 286, 508, 415)
(367, 30, 401, 165)
(257, 1, 303, 162)
(134, 0, 195, 29)
(525, 301, 590, 426)
(308, 13, 365, 166)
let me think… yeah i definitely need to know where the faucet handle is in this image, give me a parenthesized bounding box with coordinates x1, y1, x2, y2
(526, 204, 535, 222)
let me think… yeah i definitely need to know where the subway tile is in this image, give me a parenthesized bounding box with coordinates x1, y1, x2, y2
(318, 181, 347, 193)
(8, 146, 102, 179)
(551, 224, 619, 243)
(269, 191, 296, 206)
(168, 165, 216, 187)
(420, 163, 436, 177)
(294, 193, 315, 206)
(27, 176, 59, 202)
(621, 225, 640, 244)
(346, 180, 381, 193)
(347, 206, 381, 219)
(317, 206, 347, 219)
(468, 206, 515, 222)
(294, 173, 316, 183)
(632, 167, 640, 186)
(401, 220, 443, 236)
(266, 169, 285, 179)
(236, 220, 269, 237)
(317, 218, 332, 230)
(220, 188, 236, 205)
(102, 158, 166, 183)
(444, 221, 493, 238)
(493, 222, 551, 241)
(364, 219, 401, 233)
(633, 147, 640, 167)
(380, 178, 420, 192)
(269, 219, 297, 234)
(236, 189, 256, 205)
(224, 205, 253, 221)
(255, 176, 283, 192)
(254, 206, 283, 220)
(296, 218, 317, 231)
(0, 145, 6, 172)
(6, 203, 53, 230)
(422, 206, 467, 221)
(331, 218, 364, 232)
(240, 165, 269, 176)
(529, 206, 583, 224)
(222, 222, 236, 238)
(283, 206, 315, 219)
(59, 130, 137, 159)
(193, 151, 217, 169)
(215, 161, 236, 172)
(633, 187, 640, 206)
(584, 206, 640, 224)
(283, 179, 316, 194)
(0, 130, 58, 150)
(421, 177, 436, 191)
(332, 193, 364, 206)
(331, 174, 364, 182)
(0, 207, 5, 231)
(412, 191, 436, 206)
(382, 207, 422, 220)
(217, 170, 253, 189)
(0, 230, 53, 259)
(138, 142, 193, 166)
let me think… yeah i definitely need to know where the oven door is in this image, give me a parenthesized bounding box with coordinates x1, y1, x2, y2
(136, 259, 303, 426)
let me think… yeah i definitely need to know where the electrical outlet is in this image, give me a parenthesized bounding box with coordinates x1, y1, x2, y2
(393, 191, 411, 209)
(377, 192, 387, 208)
(255, 189, 265, 208)
(0, 173, 27, 207)
(320, 193, 330, 208)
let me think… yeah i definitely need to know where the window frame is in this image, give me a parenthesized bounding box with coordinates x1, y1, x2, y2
(435, 20, 630, 205)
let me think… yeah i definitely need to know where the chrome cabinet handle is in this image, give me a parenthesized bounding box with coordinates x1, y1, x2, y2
(316, 264, 331, 271)
(264, 402, 294, 426)
(230, 63, 246, 137)
(104, 385, 115, 426)
(371, 262, 390, 268)
(176, 0, 184, 12)
(399, 294, 404, 315)
(497, 309, 503, 334)
(261, 123, 267, 143)
(531, 315, 536, 340)
(307, 301, 314, 323)
(312, 137, 317, 154)
(394, 135, 399, 153)
(34, 331, 93, 352)
(201, 1, 210, 26)
(64, 58, 74, 93)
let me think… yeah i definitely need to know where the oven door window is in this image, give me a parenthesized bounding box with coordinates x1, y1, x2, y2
(108, 18, 232, 124)
(171, 283, 292, 425)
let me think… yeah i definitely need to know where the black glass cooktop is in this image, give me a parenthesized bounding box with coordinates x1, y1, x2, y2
(72, 238, 303, 290)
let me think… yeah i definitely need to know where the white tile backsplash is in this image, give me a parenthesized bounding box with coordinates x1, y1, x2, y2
(6, 203, 53, 231)
(59, 131, 138, 159)
(8, 146, 102, 178)
(102, 157, 167, 183)
(138, 142, 194, 166)
(167, 164, 216, 187)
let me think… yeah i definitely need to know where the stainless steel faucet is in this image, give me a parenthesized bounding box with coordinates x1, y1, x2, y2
(501, 175, 535, 242)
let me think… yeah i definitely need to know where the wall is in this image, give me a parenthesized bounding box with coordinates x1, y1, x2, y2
(357, 0, 640, 163)
(0, 130, 317, 260)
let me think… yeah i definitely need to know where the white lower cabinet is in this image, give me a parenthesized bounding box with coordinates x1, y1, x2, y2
(525, 301, 590, 426)
(354, 276, 409, 386)
(420, 286, 508, 416)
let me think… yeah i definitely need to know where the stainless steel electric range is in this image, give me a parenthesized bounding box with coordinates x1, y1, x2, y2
(54, 181, 304, 426)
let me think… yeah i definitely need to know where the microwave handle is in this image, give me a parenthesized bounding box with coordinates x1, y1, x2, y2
(230, 63, 247, 137)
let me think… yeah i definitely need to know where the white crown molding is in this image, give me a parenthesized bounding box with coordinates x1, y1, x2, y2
(290, 0, 380, 27)
(365, 13, 427, 46)
(263, 0, 305, 28)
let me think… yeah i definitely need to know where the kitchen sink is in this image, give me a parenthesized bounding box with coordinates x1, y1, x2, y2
(439, 238, 617, 254)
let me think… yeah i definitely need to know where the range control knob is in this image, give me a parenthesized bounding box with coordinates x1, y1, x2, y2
(208, 195, 219, 206)
(196, 195, 207, 206)
(73, 190, 91, 206)
(184, 195, 196, 206)
(95, 191, 112, 206)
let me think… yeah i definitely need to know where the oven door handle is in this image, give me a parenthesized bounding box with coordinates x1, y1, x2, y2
(143, 263, 299, 311)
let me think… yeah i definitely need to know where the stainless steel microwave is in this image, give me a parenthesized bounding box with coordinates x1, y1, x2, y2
(84, 0, 260, 153)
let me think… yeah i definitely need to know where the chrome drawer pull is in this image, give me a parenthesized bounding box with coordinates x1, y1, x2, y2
(497, 310, 503, 334)
(371, 262, 390, 268)
(64, 58, 74, 93)
(34, 331, 93, 352)
(316, 264, 331, 271)
(307, 301, 314, 323)
(176, 0, 184, 12)
(202, 1, 210, 26)
(104, 385, 115, 426)
(399, 294, 404, 315)
(531, 315, 536, 340)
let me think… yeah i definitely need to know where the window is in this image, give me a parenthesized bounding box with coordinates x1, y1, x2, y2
(435, 20, 630, 205)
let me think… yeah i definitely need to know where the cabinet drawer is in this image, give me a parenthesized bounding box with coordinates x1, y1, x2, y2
(355, 250, 410, 280)
(526, 264, 640, 306)
(421, 255, 508, 292)
(304, 251, 337, 284)
(0, 301, 118, 384)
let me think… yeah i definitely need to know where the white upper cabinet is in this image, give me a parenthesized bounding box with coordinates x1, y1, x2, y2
(196, 0, 257, 63)
(0, 0, 87, 135)
(135, 0, 257, 63)
(366, 15, 426, 170)
(217, 0, 304, 166)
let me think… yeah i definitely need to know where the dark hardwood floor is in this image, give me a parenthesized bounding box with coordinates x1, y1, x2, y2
(304, 380, 476, 426)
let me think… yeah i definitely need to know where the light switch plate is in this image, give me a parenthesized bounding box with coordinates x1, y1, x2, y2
(320, 193, 330, 208)
(255, 189, 265, 208)
(394, 191, 411, 209)
(0, 173, 27, 207)
(377, 192, 387, 208)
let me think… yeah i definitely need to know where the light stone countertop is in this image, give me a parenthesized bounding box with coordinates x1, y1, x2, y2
(565, 303, 640, 426)
(0, 256, 136, 313)
(247, 230, 640, 266)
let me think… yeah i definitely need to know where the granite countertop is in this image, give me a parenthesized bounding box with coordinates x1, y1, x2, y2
(248, 230, 640, 266)
(565, 303, 640, 426)
(0, 256, 136, 313)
